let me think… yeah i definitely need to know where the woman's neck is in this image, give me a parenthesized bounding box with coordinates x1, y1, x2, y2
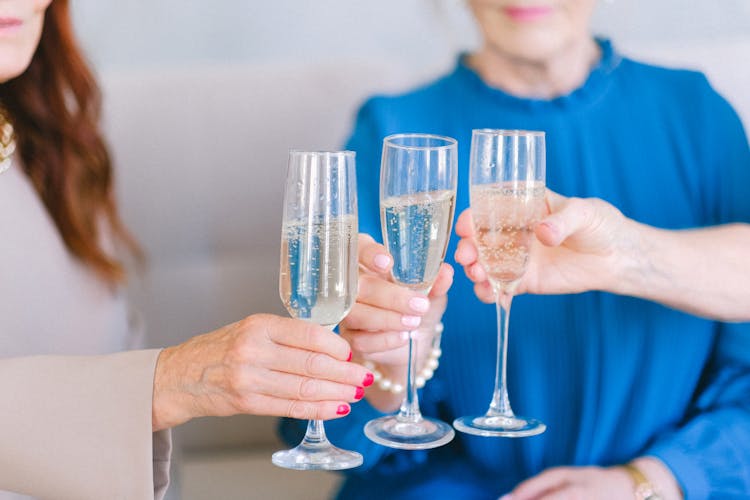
(467, 37, 601, 99)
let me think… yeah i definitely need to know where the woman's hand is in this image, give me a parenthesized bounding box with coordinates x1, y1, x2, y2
(339, 234, 454, 412)
(151, 314, 373, 431)
(455, 190, 632, 302)
(501, 465, 634, 500)
(502, 458, 682, 500)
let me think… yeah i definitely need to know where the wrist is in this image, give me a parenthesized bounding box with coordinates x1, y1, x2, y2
(626, 457, 683, 500)
(609, 217, 655, 297)
(152, 345, 196, 431)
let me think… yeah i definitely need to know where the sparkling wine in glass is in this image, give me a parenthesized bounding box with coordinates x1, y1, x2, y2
(363, 133, 457, 449)
(273, 150, 363, 470)
(453, 129, 547, 437)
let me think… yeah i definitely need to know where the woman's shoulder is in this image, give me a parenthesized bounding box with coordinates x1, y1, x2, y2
(616, 54, 719, 101)
(618, 54, 743, 126)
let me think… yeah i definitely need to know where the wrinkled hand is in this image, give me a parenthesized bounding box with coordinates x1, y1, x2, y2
(456, 190, 631, 303)
(339, 234, 453, 412)
(501, 465, 634, 500)
(152, 313, 372, 431)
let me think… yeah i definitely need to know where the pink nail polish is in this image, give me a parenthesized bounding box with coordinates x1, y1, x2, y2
(409, 296, 430, 313)
(402, 315, 421, 328)
(355, 386, 365, 400)
(374, 254, 391, 270)
(363, 373, 374, 387)
(336, 404, 350, 415)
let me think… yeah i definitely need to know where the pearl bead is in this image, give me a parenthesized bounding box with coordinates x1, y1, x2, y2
(362, 322, 444, 394)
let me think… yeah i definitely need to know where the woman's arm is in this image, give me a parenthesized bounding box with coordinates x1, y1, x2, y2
(0, 314, 372, 499)
(0, 350, 165, 499)
(456, 191, 750, 322)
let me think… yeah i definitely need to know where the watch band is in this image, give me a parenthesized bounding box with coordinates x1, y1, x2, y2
(622, 463, 663, 500)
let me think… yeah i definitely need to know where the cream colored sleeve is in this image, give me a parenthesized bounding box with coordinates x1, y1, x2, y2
(0, 349, 172, 500)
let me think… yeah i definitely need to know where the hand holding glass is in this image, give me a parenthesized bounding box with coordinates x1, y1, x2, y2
(453, 129, 547, 437)
(364, 133, 457, 449)
(273, 150, 363, 470)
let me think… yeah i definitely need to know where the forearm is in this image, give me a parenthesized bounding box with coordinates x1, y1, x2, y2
(617, 222, 750, 321)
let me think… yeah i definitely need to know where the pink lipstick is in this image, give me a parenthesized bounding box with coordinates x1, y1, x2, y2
(503, 6, 554, 22)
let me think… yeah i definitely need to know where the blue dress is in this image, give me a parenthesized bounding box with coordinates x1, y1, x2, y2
(281, 40, 750, 499)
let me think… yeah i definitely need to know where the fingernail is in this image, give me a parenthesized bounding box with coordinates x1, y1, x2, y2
(347, 351, 352, 362)
(400, 331, 410, 341)
(336, 404, 350, 415)
(401, 315, 422, 328)
(355, 386, 365, 400)
(362, 373, 374, 387)
(409, 296, 430, 313)
(374, 254, 391, 270)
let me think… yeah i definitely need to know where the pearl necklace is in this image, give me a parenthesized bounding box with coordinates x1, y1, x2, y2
(362, 322, 444, 394)
(0, 107, 16, 175)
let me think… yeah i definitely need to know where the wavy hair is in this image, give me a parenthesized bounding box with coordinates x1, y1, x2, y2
(0, 0, 138, 284)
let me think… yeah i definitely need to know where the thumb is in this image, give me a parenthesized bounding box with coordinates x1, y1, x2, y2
(535, 197, 597, 247)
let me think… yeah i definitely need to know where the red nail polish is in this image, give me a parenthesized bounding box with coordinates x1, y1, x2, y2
(362, 373, 374, 387)
(336, 404, 350, 415)
(355, 386, 364, 400)
(347, 351, 352, 362)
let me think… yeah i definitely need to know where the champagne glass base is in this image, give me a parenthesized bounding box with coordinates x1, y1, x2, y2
(364, 415, 455, 450)
(453, 414, 546, 438)
(272, 442, 363, 471)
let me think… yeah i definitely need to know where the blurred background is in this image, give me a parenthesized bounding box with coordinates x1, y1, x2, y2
(70, 1, 749, 499)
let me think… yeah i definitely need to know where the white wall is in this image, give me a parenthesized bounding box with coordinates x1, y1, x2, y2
(72, 0, 750, 73)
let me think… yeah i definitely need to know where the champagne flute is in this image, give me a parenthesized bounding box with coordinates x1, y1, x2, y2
(363, 133, 457, 449)
(453, 129, 546, 437)
(273, 150, 363, 470)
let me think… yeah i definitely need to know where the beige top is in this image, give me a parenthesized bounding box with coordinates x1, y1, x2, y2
(0, 161, 170, 499)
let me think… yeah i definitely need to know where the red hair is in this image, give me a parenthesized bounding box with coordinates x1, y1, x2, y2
(0, 0, 138, 284)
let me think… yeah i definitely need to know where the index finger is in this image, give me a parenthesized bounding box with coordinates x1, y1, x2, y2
(358, 233, 392, 278)
(261, 315, 352, 362)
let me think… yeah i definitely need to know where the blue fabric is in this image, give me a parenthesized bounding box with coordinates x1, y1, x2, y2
(279, 40, 750, 499)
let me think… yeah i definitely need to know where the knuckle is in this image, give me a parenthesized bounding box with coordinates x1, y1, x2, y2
(358, 274, 375, 298)
(383, 332, 405, 350)
(348, 335, 368, 353)
(298, 377, 319, 399)
(286, 401, 316, 420)
(304, 352, 327, 376)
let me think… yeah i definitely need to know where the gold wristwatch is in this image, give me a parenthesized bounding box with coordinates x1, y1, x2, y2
(622, 463, 663, 500)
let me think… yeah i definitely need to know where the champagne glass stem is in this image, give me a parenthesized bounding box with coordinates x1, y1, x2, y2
(488, 288, 514, 418)
(301, 323, 335, 443)
(397, 333, 422, 423)
(300, 419, 328, 447)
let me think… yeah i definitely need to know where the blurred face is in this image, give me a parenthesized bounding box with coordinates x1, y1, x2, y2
(468, 0, 597, 63)
(0, 0, 53, 83)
